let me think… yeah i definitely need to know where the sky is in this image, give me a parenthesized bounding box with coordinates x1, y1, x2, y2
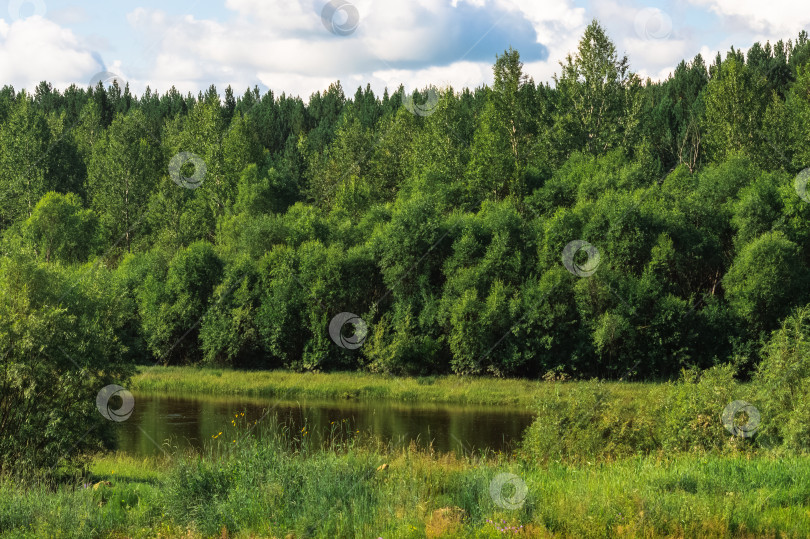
(1, 0, 809, 101)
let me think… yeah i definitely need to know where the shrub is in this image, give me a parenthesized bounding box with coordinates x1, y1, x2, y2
(724, 231, 809, 336)
(521, 381, 665, 462)
(521, 365, 764, 463)
(661, 364, 754, 452)
(755, 304, 810, 452)
(0, 256, 132, 477)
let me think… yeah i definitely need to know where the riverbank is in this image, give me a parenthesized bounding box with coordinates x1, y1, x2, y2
(3, 445, 808, 538)
(130, 366, 657, 408)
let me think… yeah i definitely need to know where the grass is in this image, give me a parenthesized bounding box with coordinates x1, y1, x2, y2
(4, 367, 802, 537)
(130, 366, 659, 408)
(2, 428, 809, 538)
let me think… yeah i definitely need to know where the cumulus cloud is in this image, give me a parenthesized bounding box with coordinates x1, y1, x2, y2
(5, 0, 806, 99)
(0, 15, 102, 91)
(125, 0, 572, 99)
(687, 0, 810, 36)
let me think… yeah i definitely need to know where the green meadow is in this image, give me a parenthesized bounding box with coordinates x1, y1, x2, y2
(2, 423, 809, 538)
(4, 359, 810, 538)
(130, 365, 656, 407)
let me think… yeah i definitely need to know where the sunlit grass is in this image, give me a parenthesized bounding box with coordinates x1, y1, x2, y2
(2, 416, 808, 538)
(2, 370, 797, 538)
(131, 365, 660, 407)
(2, 450, 809, 538)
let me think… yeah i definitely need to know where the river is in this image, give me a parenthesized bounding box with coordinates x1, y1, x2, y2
(116, 392, 536, 456)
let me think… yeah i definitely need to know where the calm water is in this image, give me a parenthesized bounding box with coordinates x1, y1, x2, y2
(116, 392, 535, 456)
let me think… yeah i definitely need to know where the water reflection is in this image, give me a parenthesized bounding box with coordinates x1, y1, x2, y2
(116, 392, 535, 457)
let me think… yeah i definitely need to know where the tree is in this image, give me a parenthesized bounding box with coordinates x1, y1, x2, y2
(553, 20, 642, 158)
(87, 110, 162, 252)
(305, 114, 373, 209)
(724, 231, 809, 336)
(138, 241, 224, 364)
(465, 48, 537, 202)
(22, 192, 96, 263)
(200, 256, 262, 367)
(703, 54, 768, 163)
(466, 99, 518, 202)
(0, 93, 52, 230)
(0, 256, 132, 475)
(642, 55, 708, 172)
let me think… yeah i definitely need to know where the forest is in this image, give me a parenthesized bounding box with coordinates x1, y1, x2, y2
(3, 19, 810, 388)
(4, 18, 810, 537)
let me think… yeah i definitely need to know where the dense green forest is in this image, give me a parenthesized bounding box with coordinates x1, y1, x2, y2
(3, 19, 810, 389)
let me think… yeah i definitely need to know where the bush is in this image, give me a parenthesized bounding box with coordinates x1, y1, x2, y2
(724, 231, 810, 336)
(521, 381, 665, 462)
(661, 364, 754, 452)
(521, 365, 764, 463)
(756, 304, 810, 452)
(22, 192, 97, 264)
(0, 256, 132, 477)
(138, 241, 224, 364)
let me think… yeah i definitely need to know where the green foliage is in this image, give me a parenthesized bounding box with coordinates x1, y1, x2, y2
(0, 256, 132, 476)
(199, 256, 262, 367)
(756, 305, 810, 452)
(0, 93, 52, 229)
(138, 241, 224, 364)
(662, 364, 747, 452)
(86, 109, 162, 253)
(521, 380, 664, 462)
(553, 20, 642, 160)
(3, 22, 810, 387)
(521, 364, 765, 464)
(21, 192, 96, 263)
(703, 55, 769, 163)
(723, 231, 809, 335)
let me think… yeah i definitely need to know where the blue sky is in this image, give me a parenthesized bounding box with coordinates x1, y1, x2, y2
(1, 0, 807, 101)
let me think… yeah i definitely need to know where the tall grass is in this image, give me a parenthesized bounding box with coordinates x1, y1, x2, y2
(520, 365, 763, 463)
(2, 412, 810, 538)
(131, 365, 657, 407)
(4, 361, 809, 538)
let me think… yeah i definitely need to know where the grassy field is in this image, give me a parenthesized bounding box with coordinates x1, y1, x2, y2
(2, 437, 809, 538)
(130, 366, 659, 407)
(4, 367, 803, 538)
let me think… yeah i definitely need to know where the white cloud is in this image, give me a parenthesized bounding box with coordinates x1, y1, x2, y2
(688, 0, 810, 36)
(14, 0, 801, 99)
(476, 0, 587, 85)
(0, 16, 100, 90)
(491, 0, 586, 44)
(123, 0, 587, 99)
